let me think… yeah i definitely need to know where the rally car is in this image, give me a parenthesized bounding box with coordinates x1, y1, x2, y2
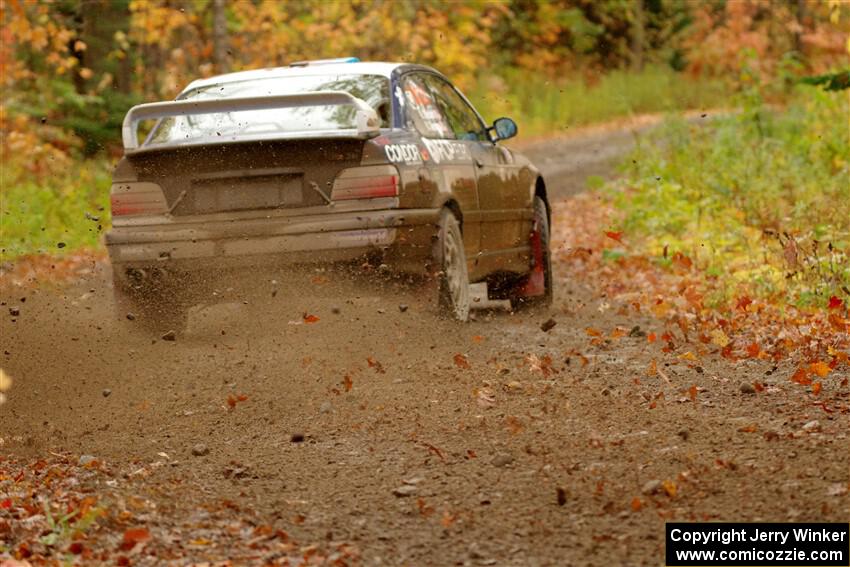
(107, 58, 552, 330)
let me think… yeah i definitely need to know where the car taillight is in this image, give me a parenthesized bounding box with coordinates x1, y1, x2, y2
(331, 165, 399, 201)
(110, 182, 169, 216)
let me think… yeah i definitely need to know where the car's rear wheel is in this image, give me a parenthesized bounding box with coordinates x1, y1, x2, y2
(113, 273, 189, 335)
(511, 195, 553, 309)
(434, 209, 470, 322)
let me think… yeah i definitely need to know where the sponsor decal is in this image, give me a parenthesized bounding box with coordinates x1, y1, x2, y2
(404, 80, 452, 138)
(421, 138, 471, 164)
(384, 143, 423, 165)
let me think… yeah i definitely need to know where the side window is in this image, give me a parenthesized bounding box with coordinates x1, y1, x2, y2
(423, 76, 486, 142)
(401, 74, 453, 139)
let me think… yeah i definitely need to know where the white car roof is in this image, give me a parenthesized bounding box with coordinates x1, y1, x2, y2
(180, 62, 406, 96)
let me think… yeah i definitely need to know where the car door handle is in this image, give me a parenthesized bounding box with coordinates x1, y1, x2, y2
(474, 158, 484, 169)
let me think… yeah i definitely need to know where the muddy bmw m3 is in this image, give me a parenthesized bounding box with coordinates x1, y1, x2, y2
(107, 58, 552, 330)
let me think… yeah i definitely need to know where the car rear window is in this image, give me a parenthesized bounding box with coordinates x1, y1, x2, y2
(147, 74, 390, 146)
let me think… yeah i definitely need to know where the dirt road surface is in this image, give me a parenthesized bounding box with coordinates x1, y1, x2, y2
(2, 122, 848, 566)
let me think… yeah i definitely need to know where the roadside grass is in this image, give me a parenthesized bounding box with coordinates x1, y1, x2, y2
(0, 159, 112, 261)
(604, 84, 850, 309)
(472, 65, 729, 136)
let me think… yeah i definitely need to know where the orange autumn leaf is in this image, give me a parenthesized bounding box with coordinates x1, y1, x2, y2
(585, 327, 602, 337)
(604, 230, 624, 243)
(737, 424, 758, 433)
(647, 332, 657, 343)
(809, 361, 831, 378)
(302, 313, 320, 323)
(688, 384, 697, 402)
(471, 335, 485, 344)
(440, 510, 457, 528)
(631, 497, 642, 512)
(366, 357, 385, 373)
(453, 353, 471, 369)
(672, 252, 692, 269)
(417, 497, 435, 517)
(745, 342, 760, 358)
(662, 480, 677, 498)
(227, 393, 249, 409)
(812, 382, 822, 395)
(790, 367, 812, 386)
(610, 328, 626, 339)
(343, 375, 353, 392)
(120, 527, 151, 551)
(646, 359, 657, 377)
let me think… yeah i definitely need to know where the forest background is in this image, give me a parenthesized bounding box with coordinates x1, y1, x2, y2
(0, 0, 848, 310)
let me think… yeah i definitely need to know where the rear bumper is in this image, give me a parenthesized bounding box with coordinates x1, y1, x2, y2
(107, 207, 439, 273)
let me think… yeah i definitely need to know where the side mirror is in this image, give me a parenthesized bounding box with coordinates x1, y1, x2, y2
(492, 117, 518, 141)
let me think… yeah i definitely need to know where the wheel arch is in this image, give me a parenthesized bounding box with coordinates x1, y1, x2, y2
(439, 199, 464, 232)
(534, 176, 550, 226)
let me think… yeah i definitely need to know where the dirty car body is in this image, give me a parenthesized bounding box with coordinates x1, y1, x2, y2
(106, 60, 551, 328)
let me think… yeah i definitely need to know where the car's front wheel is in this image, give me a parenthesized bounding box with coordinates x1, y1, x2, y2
(434, 208, 470, 322)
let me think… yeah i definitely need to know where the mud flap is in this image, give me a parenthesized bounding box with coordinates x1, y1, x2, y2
(518, 227, 546, 297)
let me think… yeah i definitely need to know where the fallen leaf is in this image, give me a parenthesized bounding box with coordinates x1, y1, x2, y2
(343, 375, 353, 392)
(828, 296, 844, 310)
(475, 387, 496, 408)
(505, 415, 524, 435)
(585, 327, 602, 337)
(226, 393, 249, 409)
(662, 480, 677, 498)
(738, 424, 758, 433)
(630, 497, 642, 512)
(809, 361, 831, 378)
(812, 382, 822, 395)
(120, 527, 150, 551)
(366, 357, 385, 373)
(604, 231, 623, 243)
(646, 359, 657, 377)
(440, 510, 457, 528)
(745, 342, 760, 358)
(453, 354, 471, 369)
(710, 329, 729, 348)
(647, 332, 657, 343)
(610, 328, 626, 339)
(302, 313, 320, 323)
(417, 497, 435, 517)
(672, 252, 692, 269)
(471, 335, 485, 344)
(791, 367, 812, 386)
(688, 384, 697, 402)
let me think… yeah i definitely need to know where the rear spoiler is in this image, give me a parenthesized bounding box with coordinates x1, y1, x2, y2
(122, 91, 380, 152)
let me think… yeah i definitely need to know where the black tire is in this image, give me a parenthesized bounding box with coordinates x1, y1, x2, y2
(113, 274, 189, 334)
(512, 195, 553, 308)
(434, 209, 470, 322)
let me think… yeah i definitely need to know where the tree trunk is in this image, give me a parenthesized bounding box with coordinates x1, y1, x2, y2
(212, 0, 229, 73)
(631, 0, 645, 72)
